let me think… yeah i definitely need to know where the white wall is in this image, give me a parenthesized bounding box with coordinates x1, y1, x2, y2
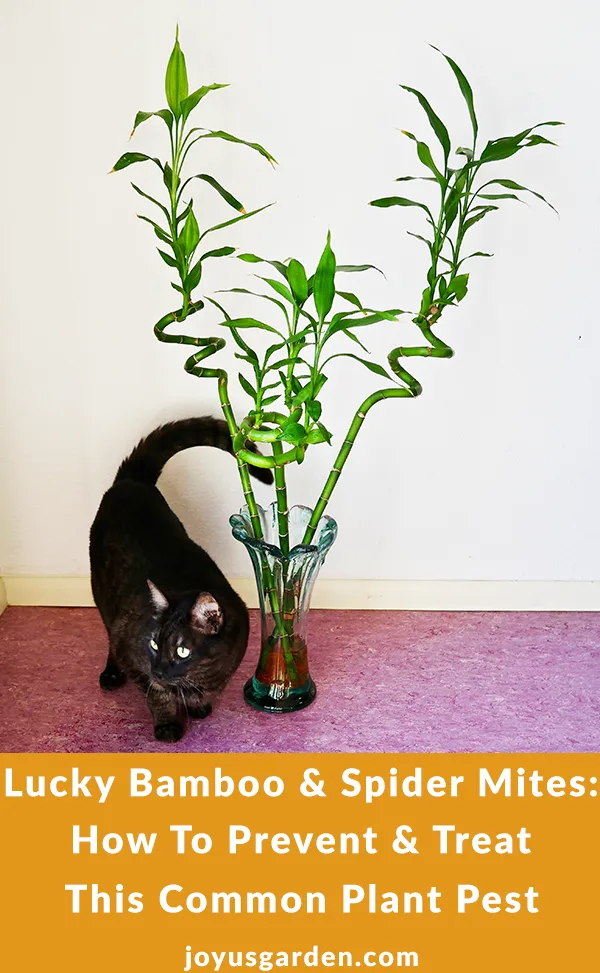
(1, 0, 599, 587)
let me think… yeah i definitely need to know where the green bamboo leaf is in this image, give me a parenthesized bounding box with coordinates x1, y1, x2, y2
(525, 134, 558, 147)
(268, 356, 310, 372)
(402, 130, 445, 185)
(478, 122, 561, 164)
(480, 137, 527, 163)
(339, 327, 369, 353)
(420, 286, 432, 315)
(219, 317, 283, 336)
(256, 276, 294, 304)
(262, 394, 281, 407)
(204, 295, 232, 322)
(111, 152, 162, 173)
(200, 246, 236, 260)
(287, 324, 314, 344)
(357, 310, 403, 324)
(463, 206, 498, 231)
(477, 193, 523, 201)
(313, 232, 336, 322)
(400, 85, 450, 161)
(369, 196, 434, 222)
(137, 213, 172, 246)
(181, 209, 200, 254)
(337, 291, 364, 310)
(287, 258, 309, 304)
(336, 263, 384, 276)
(237, 252, 264, 263)
(264, 340, 287, 361)
(482, 178, 558, 213)
(395, 175, 436, 182)
(277, 420, 306, 445)
(232, 330, 260, 368)
(445, 273, 469, 302)
(327, 310, 401, 341)
(216, 286, 291, 325)
(163, 162, 173, 192)
(130, 183, 170, 221)
(238, 373, 256, 399)
(324, 319, 369, 343)
(236, 253, 289, 277)
(181, 83, 229, 121)
(444, 186, 462, 231)
(188, 173, 245, 212)
(130, 109, 173, 137)
(183, 258, 203, 293)
(407, 230, 433, 251)
(227, 327, 258, 360)
(293, 384, 314, 406)
(325, 352, 392, 380)
(306, 400, 322, 421)
(165, 29, 189, 118)
(157, 248, 178, 268)
(194, 129, 277, 166)
(369, 196, 429, 213)
(199, 203, 274, 241)
(431, 46, 478, 143)
(307, 426, 329, 445)
(177, 201, 193, 225)
(328, 308, 357, 328)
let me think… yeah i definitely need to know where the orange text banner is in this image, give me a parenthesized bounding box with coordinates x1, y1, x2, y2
(0, 754, 597, 972)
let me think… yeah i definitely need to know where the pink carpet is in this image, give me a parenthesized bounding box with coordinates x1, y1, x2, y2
(0, 607, 598, 752)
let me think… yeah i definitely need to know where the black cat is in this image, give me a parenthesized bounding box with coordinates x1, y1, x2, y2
(89, 417, 272, 742)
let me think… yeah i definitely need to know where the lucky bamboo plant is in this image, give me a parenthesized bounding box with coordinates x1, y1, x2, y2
(112, 35, 560, 712)
(111, 27, 276, 318)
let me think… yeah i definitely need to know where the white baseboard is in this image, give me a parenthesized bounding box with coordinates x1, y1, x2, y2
(2, 575, 600, 611)
(0, 577, 7, 616)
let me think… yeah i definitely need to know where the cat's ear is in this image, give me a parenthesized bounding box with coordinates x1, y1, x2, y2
(147, 580, 168, 613)
(190, 592, 223, 635)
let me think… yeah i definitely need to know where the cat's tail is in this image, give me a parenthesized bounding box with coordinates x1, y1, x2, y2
(114, 417, 274, 486)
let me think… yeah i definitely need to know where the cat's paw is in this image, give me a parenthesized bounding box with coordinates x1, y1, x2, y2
(154, 721, 185, 743)
(188, 702, 212, 720)
(99, 667, 127, 690)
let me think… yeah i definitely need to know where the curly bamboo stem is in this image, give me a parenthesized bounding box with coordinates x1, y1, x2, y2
(153, 301, 264, 539)
(302, 316, 454, 544)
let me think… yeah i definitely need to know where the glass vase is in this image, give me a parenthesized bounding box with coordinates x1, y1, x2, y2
(230, 503, 338, 713)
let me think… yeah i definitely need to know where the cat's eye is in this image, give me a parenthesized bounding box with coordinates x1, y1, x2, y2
(177, 645, 191, 660)
(149, 639, 158, 652)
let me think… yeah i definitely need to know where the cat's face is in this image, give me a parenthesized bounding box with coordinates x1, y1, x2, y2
(146, 581, 223, 687)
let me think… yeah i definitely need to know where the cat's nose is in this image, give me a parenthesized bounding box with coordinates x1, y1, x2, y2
(151, 662, 168, 681)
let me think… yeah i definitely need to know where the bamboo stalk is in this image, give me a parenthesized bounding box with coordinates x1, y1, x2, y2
(272, 442, 290, 557)
(269, 443, 299, 682)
